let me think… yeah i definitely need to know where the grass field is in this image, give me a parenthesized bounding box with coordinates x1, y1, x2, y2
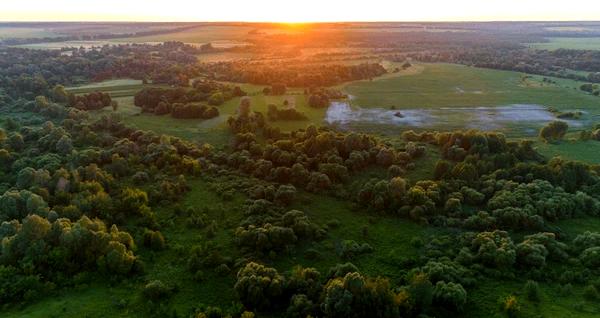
(112, 25, 254, 44)
(535, 139, 600, 164)
(72, 80, 326, 147)
(0, 27, 59, 39)
(528, 37, 600, 50)
(72, 63, 600, 149)
(343, 63, 598, 110)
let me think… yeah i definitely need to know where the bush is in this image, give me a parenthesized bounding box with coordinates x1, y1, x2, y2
(539, 121, 568, 142)
(432, 281, 467, 311)
(322, 272, 399, 318)
(143, 229, 166, 250)
(143, 280, 174, 301)
(500, 295, 520, 318)
(327, 262, 359, 279)
(583, 285, 599, 300)
(234, 262, 285, 310)
(338, 240, 373, 259)
(524, 280, 540, 302)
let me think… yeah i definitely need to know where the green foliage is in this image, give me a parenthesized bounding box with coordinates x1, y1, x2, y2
(143, 280, 174, 301)
(500, 295, 520, 318)
(433, 281, 467, 311)
(143, 229, 166, 250)
(338, 240, 374, 260)
(539, 121, 569, 142)
(322, 272, 399, 318)
(524, 280, 541, 302)
(234, 262, 285, 310)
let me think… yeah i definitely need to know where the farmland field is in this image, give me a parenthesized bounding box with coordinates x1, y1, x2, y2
(0, 27, 60, 39)
(528, 37, 600, 50)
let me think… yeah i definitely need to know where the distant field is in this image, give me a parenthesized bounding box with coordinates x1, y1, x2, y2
(344, 63, 598, 110)
(76, 80, 326, 146)
(528, 37, 600, 50)
(112, 25, 253, 44)
(0, 27, 59, 39)
(338, 63, 599, 136)
(73, 63, 600, 145)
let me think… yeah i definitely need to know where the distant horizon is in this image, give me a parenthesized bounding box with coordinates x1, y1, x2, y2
(1, 20, 600, 24)
(2, 0, 600, 23)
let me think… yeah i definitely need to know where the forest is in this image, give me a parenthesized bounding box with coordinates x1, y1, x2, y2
(1, 21, 600, 318)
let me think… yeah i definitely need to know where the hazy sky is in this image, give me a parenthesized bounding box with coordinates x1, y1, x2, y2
(1, 0, 599, 22)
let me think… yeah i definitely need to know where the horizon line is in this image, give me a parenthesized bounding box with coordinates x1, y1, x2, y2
(1, 20, 600, 24)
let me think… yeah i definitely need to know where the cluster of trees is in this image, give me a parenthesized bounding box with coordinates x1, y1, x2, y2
(0, 43, 204, 100)
(67, 91, 115, 111)
(394, 47, 600, 82)
(349, 129, 600, 232)
(202, 61, 387, 87)
(306, 87, 347, 108)
(267, 104, 307, 121)
(580, 83, 600, 95)
(539, 121, 569, 142)
(134, 81, 245, 118)
(227, 97, 267, 134)
(233, 261, 470, 317)
(223, 103, 422, 192)
(0, 214, 139, 303)
(0, 82, 215, 306)
(235, 187, 326, 255)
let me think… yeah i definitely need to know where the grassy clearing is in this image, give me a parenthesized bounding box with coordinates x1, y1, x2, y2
(83, 80, 325, 146)
(0, 27, 59, 39)
(528, 37, 600, 50)
(112, 25, 254, 44)
(535, 139, 600, 164)
(343, 63, 598, 110)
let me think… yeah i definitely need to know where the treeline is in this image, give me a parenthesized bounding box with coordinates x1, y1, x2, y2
(0, 42, 202, 99)
(201, 61, 387, 87)
(392, 48, 600, 82)
(133, 80, 246, 119)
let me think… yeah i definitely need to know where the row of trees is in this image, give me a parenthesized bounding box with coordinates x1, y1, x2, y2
(202, 61, 387, 87)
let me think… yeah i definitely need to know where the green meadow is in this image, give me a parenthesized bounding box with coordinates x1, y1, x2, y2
(343, 63, 598, 110)
(528, 37, 600, 50)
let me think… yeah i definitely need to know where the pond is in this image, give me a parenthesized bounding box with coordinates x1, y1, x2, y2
(325, 101, 585, 136)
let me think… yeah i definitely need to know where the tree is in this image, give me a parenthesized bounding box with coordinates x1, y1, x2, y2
(539, 121, 568, 142)
(322, 272, 399, 318)
(234, 262, 285, 310)
(55, 135, 74, 155)
(433, 281, 467, 311)
(271, 83, 287, 95)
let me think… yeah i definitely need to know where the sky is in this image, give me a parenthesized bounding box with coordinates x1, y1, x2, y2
(1, 0, 599, 22)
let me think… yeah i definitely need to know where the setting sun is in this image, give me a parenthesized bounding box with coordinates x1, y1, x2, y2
(1, 0, 600, 21)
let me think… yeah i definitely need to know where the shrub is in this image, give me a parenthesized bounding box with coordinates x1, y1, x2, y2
(524, 280, 540, 302)
(583, 285, 599, 300)
(143, 229, 166, 250)
(433, 281, 467, 311)
(539, 121, 568, 142)
(338, 240, 373, 259)
(234, 262, 285, 310)
(143, 280, 174, 301)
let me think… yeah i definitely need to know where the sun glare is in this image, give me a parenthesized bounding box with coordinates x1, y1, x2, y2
(1, 0, 600, 21)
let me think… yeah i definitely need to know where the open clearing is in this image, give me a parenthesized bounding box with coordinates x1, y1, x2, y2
(528, 37, 600, 50)
(343, 63, 599, 110)
(0, 27, 60, 39)
(76, 62, 600, 144)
